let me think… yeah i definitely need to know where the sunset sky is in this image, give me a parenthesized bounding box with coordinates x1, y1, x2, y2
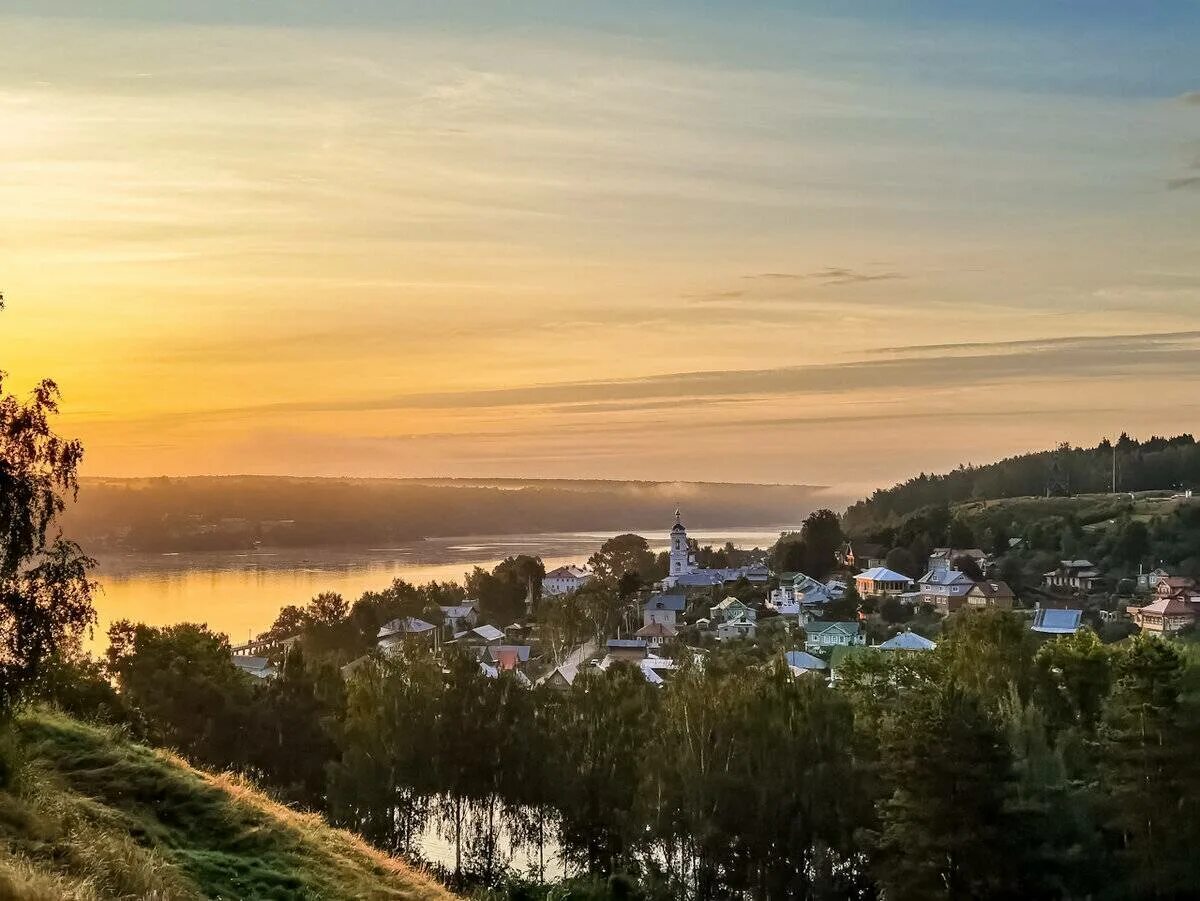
(1, 2, 1198, 495)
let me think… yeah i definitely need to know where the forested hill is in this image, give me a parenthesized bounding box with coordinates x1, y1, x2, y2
(63, 476, 833, 553)
(844, 434, 1200, 532)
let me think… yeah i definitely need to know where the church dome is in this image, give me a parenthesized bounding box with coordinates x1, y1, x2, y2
(671, 510, 686, 532)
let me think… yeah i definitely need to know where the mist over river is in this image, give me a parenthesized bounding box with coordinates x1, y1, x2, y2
(91, 527, 788, 645)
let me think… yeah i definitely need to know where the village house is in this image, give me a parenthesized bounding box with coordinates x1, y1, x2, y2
(965, 580, 1015, 611)
(878, 629, 937, 651)
(605, 638, 649, 663)
(543, 664, 580, 692)
(454, 623, 506, 646)
(1043, 560, 1104, 594)
(840, 541, 887, 570)
(643, 592, 686, 627)
(768, 573, 835, 613)
(635, 621, 678, 649)
(438, 603, 478, 633)
(1137, 567, 1171, 591)
(485, 644, 533, 671)
(928, 547, 989, 574)
(783, 650, 828, 677)
(855, 567, 913, 598)
(717, 618, 756, 641)
(918, 569, 975, 613)
(543, 564, 592, 596)
(1155, 575, 1199, 602)
(378, 617, 438, 652)
(804, 621, 864, 652)
(712, 597, 757, 623)
(231, 655, 278, 680)
(1132, 597, 1196, 635)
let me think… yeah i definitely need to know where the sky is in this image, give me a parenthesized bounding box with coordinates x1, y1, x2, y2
(0, 2, 1198, 496)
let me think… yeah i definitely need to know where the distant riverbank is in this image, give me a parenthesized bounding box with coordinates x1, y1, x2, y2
(91, 527, 789, 646)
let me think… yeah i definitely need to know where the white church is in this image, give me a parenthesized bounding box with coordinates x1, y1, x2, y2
(662, 511, 770, 590)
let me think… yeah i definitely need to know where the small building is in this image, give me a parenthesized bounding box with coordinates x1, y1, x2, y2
(769, 573, 835, 612)
(783, 650, 828, 676)
(712, 597, 757, 623)
(1137, 567, 1171, 591)
(1155, 576, 1198, 601)
(543, 565, 592, 597)
(1132, 597, 1196, 635)
(486, 645, 533, 670)
(717, 618, 756, 642)
(1031, 608, 1083, 635)
(928, 548, 989, 574)
(643, 592, 687, 627)
(635, 621, 678, 649)
(965, 580, 1015, 611)
(543, 664, 580, 691)
(855, 567, 913, 598)
(378, 617, 438, 652)
(804, 621, 864, 652)
(1043, 560, 1104, 594)
(841, 541, 886, 570)
(606, 638, 649, 663)
(918, 569, 975, 613)
(878, 629, 937, 652)
(231, 655, 278, 680)
(439, 604, 478, 633)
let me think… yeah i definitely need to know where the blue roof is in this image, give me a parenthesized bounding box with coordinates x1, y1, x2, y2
(878, 630, 937, 651)
(784, 650, 828, 670)
(646, 593, 687, 612)
(919, 569, 973, 587)
(1032, 608, 1083, 634)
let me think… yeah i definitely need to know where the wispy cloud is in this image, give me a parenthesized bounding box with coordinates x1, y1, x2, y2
(742, 268, 904, 285)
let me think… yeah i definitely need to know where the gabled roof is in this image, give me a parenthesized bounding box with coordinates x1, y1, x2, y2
(378, 617, 436, 638)
(784, 650, 828, 670)
(857, 567, 912, 583)
(1139, 597, 1195, 616)
(968, 581, 1014, 598)
(607, 638, 648, 650)
(1031, 608, 1083, 634)
(232, 656, 276, 678)
(878, 630, 937, 651)
(470, 624, 505, 642)
(486, 644, 532, 664)
(545, 564, 590, 580)
(635, 622, 678, 639)
(713, 597, 750, 610)
(919, 569, 974, 587)
(645, 593, 687, 612)
(806, 621, 860, 636)
(439, 605, 476, 618)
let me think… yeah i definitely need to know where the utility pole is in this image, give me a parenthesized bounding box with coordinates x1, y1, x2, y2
(1112, 443, 1117, 494)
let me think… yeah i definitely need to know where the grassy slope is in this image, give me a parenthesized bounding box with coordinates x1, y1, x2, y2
(0, 711, 457, 901)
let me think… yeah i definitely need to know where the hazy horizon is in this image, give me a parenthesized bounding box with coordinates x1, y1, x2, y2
(3, 2, 1198, 494)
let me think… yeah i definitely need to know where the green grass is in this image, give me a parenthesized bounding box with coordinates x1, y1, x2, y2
(0, 710, 457, 901)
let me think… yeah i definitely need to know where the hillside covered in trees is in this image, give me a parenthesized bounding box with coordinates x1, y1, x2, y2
(844, 434, 1199, 533)
(61, 476, 831, 553)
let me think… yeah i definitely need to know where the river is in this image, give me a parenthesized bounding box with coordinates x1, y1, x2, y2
(91, 527, 788, 645)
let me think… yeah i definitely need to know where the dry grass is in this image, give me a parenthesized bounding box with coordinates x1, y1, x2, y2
(0, 711, 457, 901)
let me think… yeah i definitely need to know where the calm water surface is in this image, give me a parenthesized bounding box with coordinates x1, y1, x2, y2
(93, 527, 787, 644)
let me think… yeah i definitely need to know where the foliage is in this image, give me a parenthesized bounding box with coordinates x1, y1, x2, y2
(0, 330, 96, 716)
(588, 535, 657, 587)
